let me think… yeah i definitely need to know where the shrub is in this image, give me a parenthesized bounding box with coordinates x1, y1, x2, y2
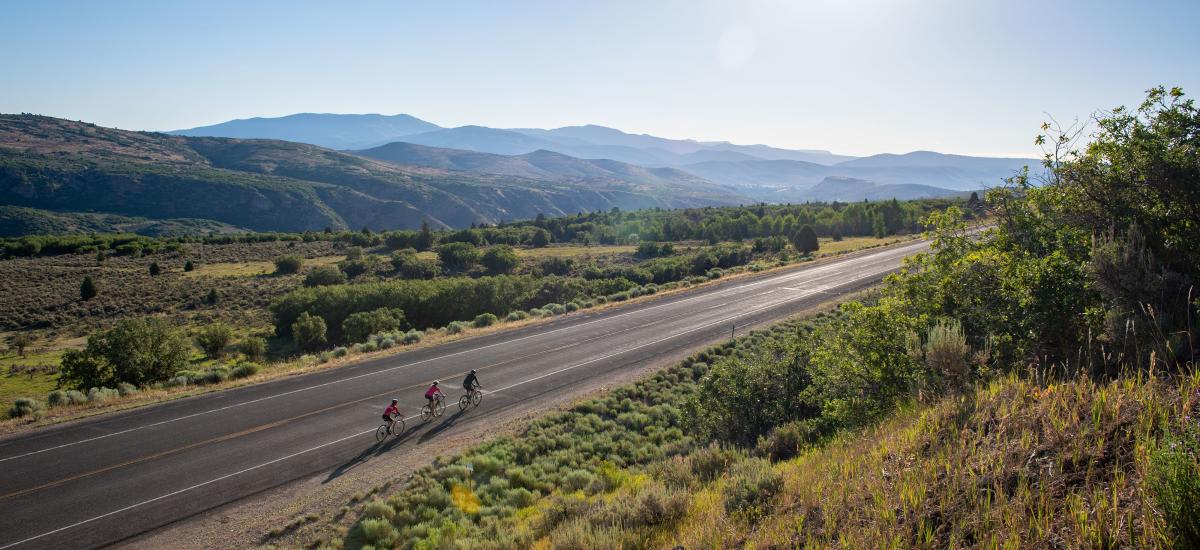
(446, 321, 467, 335)
(199, 367, 230, 385)
(505, 311, 529, 322)
(391, 249, 439, 280)
(80, 276, 97, 301)
(342, 308, 406, 344)
(922, 318, 971, 395)
(438, 242, 480, 271)
(239, 337, 267, 361)
(544, 303, 566, 315)
(116, 382, 138, 396)
(292, 312, 328, 352)
(377, 337, 395, 349)
(148, 262, 161, 276)
(1149, 427, 1200, 547)
(195, 323, 234, 358)
(356, 517, 396, 547)
(362, 499, 395, 521)
(473, 313, 498, 327)
(539, 257, 574, 276)
(184, 260, 195, 272)
(165, 375, 190, 387)
(304, 265, 347, 287)
(231, 362, 260, 379)
(402, 329, 423, 344)
(723, 457, 783, 520)
(87, 387, 120, 402)
(565, 302, 580, 312)
(344, 246, 365, 261)
(333, 346, 349, 357)
(47, 390, 69, 407)
(481, 245, 520, 275)
(8, 397, 42, 418)
(273, 255, 304, 274)
(58, 318, 191, 389)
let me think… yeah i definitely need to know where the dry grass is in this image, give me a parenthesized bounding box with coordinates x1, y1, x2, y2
(183, 255, 345, 278)
(664, 370, 1194, 549)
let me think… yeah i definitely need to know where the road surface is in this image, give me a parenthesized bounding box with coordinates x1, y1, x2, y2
(0, 239, 928, 549)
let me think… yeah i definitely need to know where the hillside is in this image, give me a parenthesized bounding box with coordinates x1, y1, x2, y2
(357, 142, 724, 192)
(0, 115, 749, 235)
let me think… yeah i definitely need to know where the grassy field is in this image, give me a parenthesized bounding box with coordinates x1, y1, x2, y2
(183, 255, 345, 278)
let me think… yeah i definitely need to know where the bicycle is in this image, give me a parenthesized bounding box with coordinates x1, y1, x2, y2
(458, 387, 483, 411)
(421, 393, 447, 422)
(376, 414, 405, 442)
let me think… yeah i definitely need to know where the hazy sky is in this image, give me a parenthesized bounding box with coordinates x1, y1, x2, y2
(3, 0, 1197, 157)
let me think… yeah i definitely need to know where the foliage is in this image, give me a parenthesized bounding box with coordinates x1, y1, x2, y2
(304, 265, 347, 287)
(291, 312, 327, 352)
(195, 322, 234, 358)
(238, 336, 267, 361)
(79, 276, 97, 301)
(538, 256, 574, 276)
(58, 318, 190, 389)
(273, 254, 304, 274)
(480, 245, 519, 275)
(341, 307, 407, 344)
(7, 397, 42, 418)
(1150, 424, 1200, 548)
(437, 242, 480, 271)
(390, 249, 439, 280)
(790, 224, 819, 255)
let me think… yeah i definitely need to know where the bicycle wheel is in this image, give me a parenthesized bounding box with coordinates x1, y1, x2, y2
(434, 397, 446, 416)
(394, 417, 405, 435)
(375, 424, 389, 442)
(471, 390, 482, 407)
(421, 405, 433, 422)
(458, 394, 470, 411)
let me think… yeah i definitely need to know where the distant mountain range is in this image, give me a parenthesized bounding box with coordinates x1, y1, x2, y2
(0, 112, 1038, 237)
(173, 115, 858, 166)
(173, 113, 1037, 198)
(0, 115, 747, 236)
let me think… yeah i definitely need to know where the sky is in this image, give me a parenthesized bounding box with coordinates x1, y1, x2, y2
(2, 0, 1197, 157)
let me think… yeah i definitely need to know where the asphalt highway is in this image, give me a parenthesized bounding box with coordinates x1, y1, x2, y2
(0, 239, 929, 549)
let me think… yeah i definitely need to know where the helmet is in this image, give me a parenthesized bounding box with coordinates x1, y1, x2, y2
(470, 369, 477, 374)
(433, 380, 439, 386)
(391, 398, 398, 404)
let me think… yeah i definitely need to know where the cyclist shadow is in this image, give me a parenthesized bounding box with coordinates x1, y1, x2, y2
(417, 407, 469, 443)
(323, 423, 418, 484)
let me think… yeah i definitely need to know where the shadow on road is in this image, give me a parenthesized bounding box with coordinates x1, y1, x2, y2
(418, 408, 469, 443)
(323, 422, 418, 483)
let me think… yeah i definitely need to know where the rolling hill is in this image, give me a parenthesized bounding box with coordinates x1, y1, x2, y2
(356, 142, 722, 191)
(0, 115, 749, 236)
(169, 113, 441, 150)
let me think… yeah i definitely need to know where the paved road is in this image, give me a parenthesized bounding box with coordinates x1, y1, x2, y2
(0, 239, 928, 549)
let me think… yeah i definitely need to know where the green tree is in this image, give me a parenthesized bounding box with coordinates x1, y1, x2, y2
(438, 242, 480, 271)
(304, 265, 347, 287)
(239, 336, 267, 362)
(195, 323, 234, 358)
(342, 308, 407, 343)
(530, 228, 551, 248)
(58, 318, 191, 389)
(791, 225, 819, 255)
(10, 333, 33, 357)
(273, 255, 304, 274)
(291, 312, 327, 352)
(148, 262, 161, 276)
(80, 276, 97, 301)
(391, 249, 439, 280)
(481, 245, 519, 275)
(416, 220, 435, 251)
(184, 260, 195, 272)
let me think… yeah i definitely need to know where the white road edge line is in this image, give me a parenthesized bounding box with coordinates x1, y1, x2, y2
(0, 241, 926, 464)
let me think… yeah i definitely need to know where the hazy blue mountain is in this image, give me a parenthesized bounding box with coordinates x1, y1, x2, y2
(835, 150, 1035, 171)
(397, 126, 564, 156)
(681, 159, 830, 189)
(357, 142, 737, 197)
(793, 176, 960, 202)
(170, 113, 441, 150)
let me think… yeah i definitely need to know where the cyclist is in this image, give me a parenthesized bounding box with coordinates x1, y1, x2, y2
(382, 399, 401, 433)
(462, 369, 481, 394)
(424, 381, 444, 412)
